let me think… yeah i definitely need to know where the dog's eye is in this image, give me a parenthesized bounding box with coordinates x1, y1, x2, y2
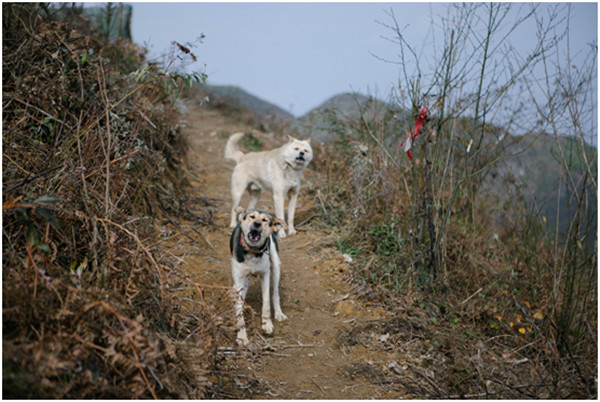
(294, 147, 299, 151)
(249, 214, 255, 219)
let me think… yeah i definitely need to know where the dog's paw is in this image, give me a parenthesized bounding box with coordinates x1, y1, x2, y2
(236, 329, 249, 346)
(287, 227, 297, 236)
(277, 229, 287, 238)
(261, 319, 274, 334)
(274, 311, 288, 322)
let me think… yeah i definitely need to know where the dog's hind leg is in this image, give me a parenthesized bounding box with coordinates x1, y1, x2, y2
(260, 270, 274, 334)
(230, 181, 245, 228)
(286, 187, 299, 236)
(272, 190, 287, 238)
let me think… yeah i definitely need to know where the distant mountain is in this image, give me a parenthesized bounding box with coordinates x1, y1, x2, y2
(293, 93, 403, 142)
(499, 133, 597, 237)
(193, 83, 294, 130)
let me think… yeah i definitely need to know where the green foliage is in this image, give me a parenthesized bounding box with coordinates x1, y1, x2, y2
(368, 217, 404, 258)
(158, 70, 208, 102)
(11, 195, 61, 254)
(240, 132, 263, 152)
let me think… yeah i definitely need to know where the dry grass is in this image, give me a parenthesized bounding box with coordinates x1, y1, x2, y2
(2, 4, 223, 398)
(310, 95, 597, 398)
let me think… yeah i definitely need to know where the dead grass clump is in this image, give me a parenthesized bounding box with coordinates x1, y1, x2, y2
(3, 4, 220, 398)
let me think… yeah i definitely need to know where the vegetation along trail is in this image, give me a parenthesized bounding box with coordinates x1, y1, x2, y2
(3, 4, 595, 399)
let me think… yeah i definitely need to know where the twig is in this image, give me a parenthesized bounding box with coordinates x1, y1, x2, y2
(485, 378, 538, 398)
(95, 217, 165, 299)
(83, 148, 141, 180)
(297, 214, 319, 227)
(128, 335, 158, 399)
(331, 293, 350, 304)
(24, 242, 41, 299)
(550, 321, 594, 397)
(5, 164, 65, 194)
(311, 378, 325, 394)
(189, 226, 215, 250)
(461, 287, 483, 304)
(279, 342, 322, 350)
(264, 351, 292, 358)
(9, 96, 69, 127)
(288, 239, 316, 251)
(408, 365, 445, 397)
(257, 332, 276, 351)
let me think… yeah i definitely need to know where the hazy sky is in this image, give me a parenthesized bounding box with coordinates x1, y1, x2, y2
(130, 2, 597, 117)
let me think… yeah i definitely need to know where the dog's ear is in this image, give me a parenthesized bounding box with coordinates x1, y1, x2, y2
(305, 137, 311, 144)
(271, 217, 287, 232)
(287, 135, 296, 143)
(234, 206, 245, 222)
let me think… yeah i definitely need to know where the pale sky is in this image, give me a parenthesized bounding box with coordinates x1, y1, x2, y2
(130, 2, 598, 118)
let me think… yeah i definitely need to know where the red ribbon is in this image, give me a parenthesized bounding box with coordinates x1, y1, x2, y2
(401, 107, 428, 161)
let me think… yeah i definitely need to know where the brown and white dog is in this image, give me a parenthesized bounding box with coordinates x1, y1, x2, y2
(229, 207, 286, 345)
(224, 133, 313, 238)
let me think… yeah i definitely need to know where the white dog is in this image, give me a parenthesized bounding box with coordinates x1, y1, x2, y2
(224, 133, 313, 238)
(229, 207, 286, 345)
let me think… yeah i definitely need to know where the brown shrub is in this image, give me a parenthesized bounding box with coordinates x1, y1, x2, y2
(3, 4, 220, 398)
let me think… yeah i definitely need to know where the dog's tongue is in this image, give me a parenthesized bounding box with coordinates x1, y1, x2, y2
(248, 230, 261, 242)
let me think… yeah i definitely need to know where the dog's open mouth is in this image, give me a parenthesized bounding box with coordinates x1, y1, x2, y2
(247, 229, 262, 243)
(295, 155, 305, 162)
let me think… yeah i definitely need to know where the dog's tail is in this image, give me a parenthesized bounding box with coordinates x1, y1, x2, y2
(224, 132, 245, 163)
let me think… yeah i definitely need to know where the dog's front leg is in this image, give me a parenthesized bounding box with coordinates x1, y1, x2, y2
(232, 272, 250, 345)
(286, 187, 299, 236)
(273, 191, 287, 238)
(271, 248, 288, 322)
(260, 270, 274, 334)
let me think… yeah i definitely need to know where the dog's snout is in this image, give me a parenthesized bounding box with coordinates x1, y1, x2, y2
(252, 221, 262, 228)
(299, 151, 305, 156)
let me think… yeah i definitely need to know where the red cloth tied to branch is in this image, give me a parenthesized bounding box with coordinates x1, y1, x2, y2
(400, 107, 428, 161)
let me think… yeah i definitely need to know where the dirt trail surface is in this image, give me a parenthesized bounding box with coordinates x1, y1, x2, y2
(163, 107, 427, 399)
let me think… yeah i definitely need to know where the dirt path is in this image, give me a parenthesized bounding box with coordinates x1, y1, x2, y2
(164, 107, 418, 399)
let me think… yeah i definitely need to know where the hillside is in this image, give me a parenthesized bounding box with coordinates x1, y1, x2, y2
(293, 92, 399, 142)
(192, 83, 294, 131)
(222, 88, 596, 237)
(503, 133, 598, 236)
